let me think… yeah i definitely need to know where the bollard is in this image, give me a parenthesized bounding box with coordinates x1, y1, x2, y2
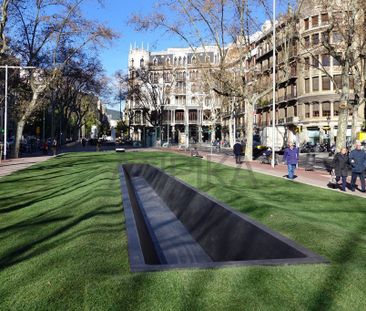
(305, 153, 316, 171)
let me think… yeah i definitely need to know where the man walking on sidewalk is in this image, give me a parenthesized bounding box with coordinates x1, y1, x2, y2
(349, 141, 366, 192)
(283, 142, 299, 180)
(233, 140, 243, 164)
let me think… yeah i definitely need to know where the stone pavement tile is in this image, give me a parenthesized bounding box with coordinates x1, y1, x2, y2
(159, 148, 366, 199)
(0, 156, 51, 178)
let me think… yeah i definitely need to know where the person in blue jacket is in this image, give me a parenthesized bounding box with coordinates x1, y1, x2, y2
(349, 141, 366, 192)
(283, 142, 299, 180)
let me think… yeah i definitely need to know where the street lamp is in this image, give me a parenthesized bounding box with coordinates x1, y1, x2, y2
(271, 0, 277, 167)
(0, 65, 36, 160)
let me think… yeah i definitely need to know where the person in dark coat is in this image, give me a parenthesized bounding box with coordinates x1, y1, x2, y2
(332, 147, 349, 191)
(349, 141, 366, 192)
(283, 142, 299, 179)
(233, 141, 242, 164)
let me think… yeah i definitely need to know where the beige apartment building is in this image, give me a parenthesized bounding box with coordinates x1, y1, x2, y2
(126, 2, 365, 148)
(254, 2, 364, 147)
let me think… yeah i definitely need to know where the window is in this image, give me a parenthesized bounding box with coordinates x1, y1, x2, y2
(305, 103, 310, 118)
(312, 15, 319, 27)
(333, 56, 341, 66)
(312, 55, 319, 68)
(304, 36, 310, 48)
(304, 57, 310, 70)
(321, 32, 330, 43)
(205, 97, 211, 107)
(166, 58, 171, 66)
(294, 105, 298, 117)
(322, 54, 330, 67)
(322, 76, 331, 91)
(321, 13, 329, 24)
(175, 110, 184, 121)
(304, 18, 309, 30)
(333, 32, 342, 43)
(305, 78, 310, 93)
(312, 33, 319, 46)
(140, 58, 145, 67)
(322, 102, 331, 117)
(131, 58, 134, 67)
(189, 110, 197, 121)
(153, 58, 158, 66)
(312, 76, 319, 92)
(333, 102, 339, 116)
(333, 74, 342, 90)
(313, 102, 320, 117)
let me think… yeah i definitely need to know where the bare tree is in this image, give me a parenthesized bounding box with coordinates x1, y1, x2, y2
(130, 0, 299, 160)
(127, 65, 175, 144)
(3, 0, 117, 157)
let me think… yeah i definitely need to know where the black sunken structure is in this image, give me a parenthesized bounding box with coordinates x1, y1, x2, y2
(120, 164, 327, 272)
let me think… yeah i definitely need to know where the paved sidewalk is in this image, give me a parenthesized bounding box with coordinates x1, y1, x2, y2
(162, 147, 366, 199)
(0, 156, 51, 178)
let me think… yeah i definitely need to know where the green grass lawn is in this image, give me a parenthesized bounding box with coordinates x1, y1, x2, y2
(0, 151, 365, 311)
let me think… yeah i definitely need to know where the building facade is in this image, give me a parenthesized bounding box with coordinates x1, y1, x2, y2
(126, 2, 365, 148)
(126, 45, 222, 146)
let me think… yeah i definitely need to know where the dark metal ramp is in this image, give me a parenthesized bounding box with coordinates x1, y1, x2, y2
(131, 176, 212, 265)
(120, 164, 328, 272)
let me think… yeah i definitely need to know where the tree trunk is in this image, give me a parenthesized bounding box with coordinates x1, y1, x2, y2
(0, 0, 10, 53)
(12, 76, 48, 158)
(244, 100, 253, 161)
(13, 118, 26, 158)
(336, 106, 348, 151)
(351, 104, 359, 144)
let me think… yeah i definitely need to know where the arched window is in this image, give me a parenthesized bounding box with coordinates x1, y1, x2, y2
(166, 57, 171, 65)
(130, 58, 134, 67)
(178, 57, 182, 65)
(192, 56, 197, 64)
(191, 97, 196, 105)
(140, 58, 145, 67)
(153, 58, 158, 66)
(183, 56, 186, 65)
(174, 57, 177, 66)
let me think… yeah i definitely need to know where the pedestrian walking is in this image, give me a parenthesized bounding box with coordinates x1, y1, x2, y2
(283, 142, 299, 180)
(233, 141, 242, 164)
(51, 138, 57, 156)
(332, 147, 349, 191)
(349, 141, 366, 192)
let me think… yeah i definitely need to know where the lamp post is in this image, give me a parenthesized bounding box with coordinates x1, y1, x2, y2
(271, 0, 277, 167)
(0, 65, 36, 160)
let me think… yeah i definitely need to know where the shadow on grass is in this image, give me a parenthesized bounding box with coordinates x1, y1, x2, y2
(0, 205, 122, 270)
(308, 213, 366, 311)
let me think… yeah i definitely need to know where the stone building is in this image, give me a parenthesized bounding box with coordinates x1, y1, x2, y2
(254, 2, 365, 147)
(126, 1, 365, 148)
(126, 45, 222, 146)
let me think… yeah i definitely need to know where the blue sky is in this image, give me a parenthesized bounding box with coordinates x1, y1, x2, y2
(83, 0, 185, 77)
(82, 0, 287, 108)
